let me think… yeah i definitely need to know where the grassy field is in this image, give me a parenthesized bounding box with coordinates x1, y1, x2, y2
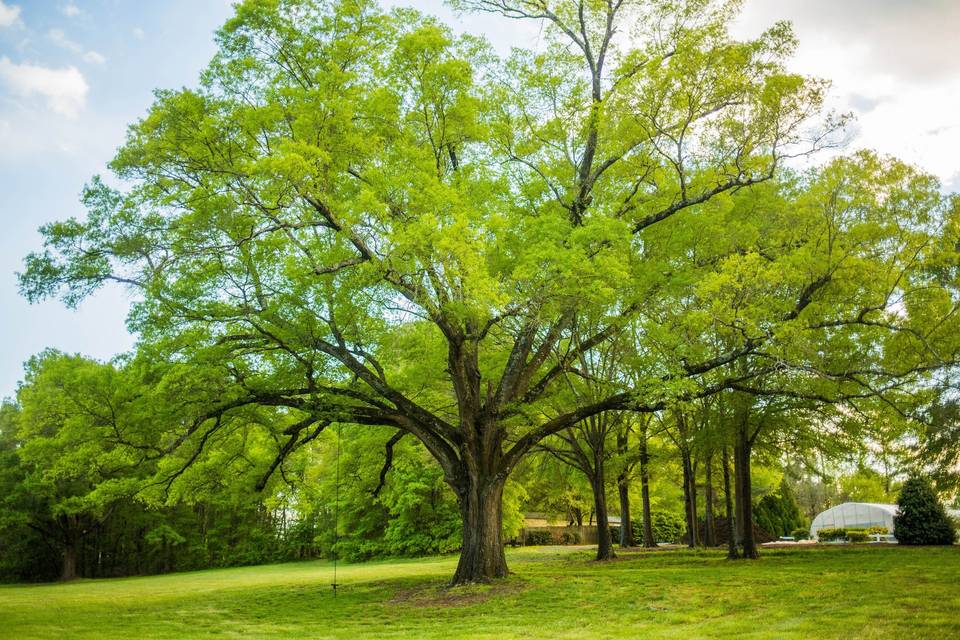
(1, 545, 958, 639)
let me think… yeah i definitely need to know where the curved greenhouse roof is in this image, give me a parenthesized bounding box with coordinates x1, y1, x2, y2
(810, 503, 897, 539)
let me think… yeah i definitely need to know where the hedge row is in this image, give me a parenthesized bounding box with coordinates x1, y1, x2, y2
(817, 526, 889, 542)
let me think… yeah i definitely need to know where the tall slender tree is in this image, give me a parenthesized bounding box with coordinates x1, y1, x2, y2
(538, 412, 621, 560)
(614, 417, 639, 547)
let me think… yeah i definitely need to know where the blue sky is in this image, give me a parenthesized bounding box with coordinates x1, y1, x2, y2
(0, 0, 958, 399)
(0, 1, 235, 399)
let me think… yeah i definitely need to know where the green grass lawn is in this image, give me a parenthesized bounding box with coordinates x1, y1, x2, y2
(1, 545, 958, 639)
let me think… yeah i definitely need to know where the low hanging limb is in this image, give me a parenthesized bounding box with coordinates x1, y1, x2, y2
(254, 417, 329, 492)
(371, 431, 407, 497)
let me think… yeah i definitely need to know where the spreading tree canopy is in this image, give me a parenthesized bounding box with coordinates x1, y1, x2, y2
(0, 352, 146, 580)
(20, 0, 960, 583)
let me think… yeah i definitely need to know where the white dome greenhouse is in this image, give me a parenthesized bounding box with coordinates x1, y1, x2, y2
(809, 502, 897, 540)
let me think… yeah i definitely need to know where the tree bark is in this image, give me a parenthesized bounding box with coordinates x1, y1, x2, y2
(616, 429, 634, 548)
(617, 474, 634, 547)
(723, 444, 739, 559)
(451, 471, 508, 585)
(681, 451, 698, 548)
(592, 459, 615, 560)
(61, 543, 78, 581)
(639, 431, 655, 548)
(704, 453, 716, 547)
(734, 425, 759, 559)
(569, 507, 583, 528)
(733, 431, 745, 556)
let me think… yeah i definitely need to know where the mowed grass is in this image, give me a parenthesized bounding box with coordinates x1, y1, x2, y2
(1, 545, 958, 639)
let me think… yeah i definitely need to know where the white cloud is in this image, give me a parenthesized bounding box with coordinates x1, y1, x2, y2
(62, 2, 81, 17)
(48, 28, 82, 53)
(731, 0, 960, 189)
(0, 57, 88, 118)
(48, 28, 107, 65)
(852, 80, 960, 186)
(945, 173, 960, 195)
(132, 26, 145, 40)
(0, 0, 21, 28)
(82, 50, 105, 64)
(0, 97, 118, 162)
(735, 0, 960, 83)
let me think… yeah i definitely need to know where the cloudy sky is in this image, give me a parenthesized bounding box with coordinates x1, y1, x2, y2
(0, 0, 958, 399)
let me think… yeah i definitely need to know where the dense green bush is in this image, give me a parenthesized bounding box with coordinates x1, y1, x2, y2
(791, 528, 809, 540)
(846, 530, 869, 543)
(559, 531, 581, 545)
(817, 527, 847, 541)
(612, 521, 646, 545)
(814, 525, 891, 544)
(525, 530, 553, 546)
(754, 481, 807, 538)
(650, 512, 685, 544)
(894, 476, 956, 545)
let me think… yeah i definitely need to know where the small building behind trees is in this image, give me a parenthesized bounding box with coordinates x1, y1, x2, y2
(809, 503, 897, 540)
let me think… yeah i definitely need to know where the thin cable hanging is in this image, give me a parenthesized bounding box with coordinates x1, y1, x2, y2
(331, 422, 342, 597)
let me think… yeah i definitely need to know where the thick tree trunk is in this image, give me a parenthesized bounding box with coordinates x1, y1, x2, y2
(723, 444, 739, 559)
(734, 426, 759, 559)
(639, 433, 655, 548)
(704, 454, 716, 547)
(451, 473, 508, 585)
(617, 474, 634, 547)
(592, 462, 615, 560)
(61, 543, 78, 581)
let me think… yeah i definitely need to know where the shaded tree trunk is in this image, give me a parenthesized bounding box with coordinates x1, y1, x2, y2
(540, 413, 616, 561)
(616, 430, 634, 547)
(681, 451, 698, 548)
(593, 458, 615, 560)
(569, 507, 584, 528)
(451, 471, 507, 585)
(733, 431, 746, 556)
(704, 453, 716, 547)
(639, 430, 655, 548)
(61, 542, 78, 581)
(94, 528, 102, 579)
(617, 476, 634, 547)
(723, 444, 739, 559)
(734, 424, 759, 559)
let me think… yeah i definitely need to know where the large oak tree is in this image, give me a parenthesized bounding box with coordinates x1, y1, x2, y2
(21, 0, 960, 583)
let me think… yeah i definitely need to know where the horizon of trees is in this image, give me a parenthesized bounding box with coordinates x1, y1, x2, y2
(0, 348, 953, 583)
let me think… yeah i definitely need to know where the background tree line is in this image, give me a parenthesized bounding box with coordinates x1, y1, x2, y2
(2, 347, 954, 582)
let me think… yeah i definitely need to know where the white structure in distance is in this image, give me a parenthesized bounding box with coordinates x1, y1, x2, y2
(809, 503, 897, 540)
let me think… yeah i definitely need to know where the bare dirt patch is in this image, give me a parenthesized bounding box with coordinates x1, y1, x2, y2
(390, 577, 528, 608)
